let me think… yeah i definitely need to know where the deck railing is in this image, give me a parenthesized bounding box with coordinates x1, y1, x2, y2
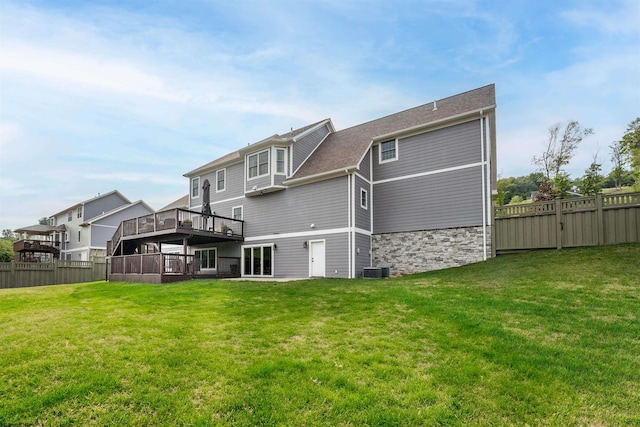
(108, 208, 245, 256)
(13, 239, 60, 253)
(110, 253, 195, 276)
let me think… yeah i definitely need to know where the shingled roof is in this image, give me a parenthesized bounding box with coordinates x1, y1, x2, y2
(288, 84, 495, 182)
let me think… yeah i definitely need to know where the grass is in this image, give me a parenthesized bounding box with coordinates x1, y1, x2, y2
(1, 244, 639, 426)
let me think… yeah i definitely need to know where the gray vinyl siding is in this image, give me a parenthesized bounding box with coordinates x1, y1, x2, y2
(274, 174, 286, 186)
(354, 175, 371, 231)
(91, 204, 154, 247)
(292, 124, 330, 172)
(358, 150, 371, 180)
(354, 232, 372, 277)
(373, 166, 484, 234)
(372, 119, 481, 182)
(84, 193, 129, 221)
(245, 173, 272, 193)
(208, 176, 348, 237)
(246, 233, 349, 278)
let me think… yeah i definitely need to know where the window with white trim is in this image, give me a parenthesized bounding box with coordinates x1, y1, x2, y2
(248, 150, 269, 179)
(77, 231, 81, 243)
(194, 248, 217, 270)
(216, 169, 226, 192)
(243, 245, 273, 276)
(276, 148, 286, 174)
(360, 188, 368, 210)
(68, 211, 73, 222)
(191, 177, 200, 198)
(77, 207, 82, 218)
(380, 139, 398, 162)
(232, 206, 243, 221)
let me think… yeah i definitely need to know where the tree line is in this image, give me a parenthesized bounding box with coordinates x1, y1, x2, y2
(495, 117, 639, 206)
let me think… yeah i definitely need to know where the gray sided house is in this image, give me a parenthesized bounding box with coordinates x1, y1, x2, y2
(15, 190, 154, 262)
(181, 84, 497, 279)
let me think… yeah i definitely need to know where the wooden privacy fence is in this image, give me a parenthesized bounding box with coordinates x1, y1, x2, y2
(493, 192, 640, 254)
(0, 259, 108, 289)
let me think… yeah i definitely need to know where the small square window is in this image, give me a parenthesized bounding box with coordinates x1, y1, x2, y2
(360, 188, 368, 210)
(380, 140, 397, 162)
(191, 177, 200, 198)
(232, 206, 243, 221)
(217, 169, 226, 192)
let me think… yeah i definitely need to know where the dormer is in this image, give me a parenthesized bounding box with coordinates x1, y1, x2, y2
(242, 119, 333, 197)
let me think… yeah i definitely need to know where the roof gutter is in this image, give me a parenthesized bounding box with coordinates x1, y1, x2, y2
(284, 166, 357, 187)
(372, 104, 496, 143)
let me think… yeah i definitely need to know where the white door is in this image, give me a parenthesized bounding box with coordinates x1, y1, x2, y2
(310, 240, 325, 277)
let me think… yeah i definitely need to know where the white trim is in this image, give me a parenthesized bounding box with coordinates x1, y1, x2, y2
(369, 149, 374, 267)
(292, 119, 332, 141)
(91, 223, 117, 229)
(372, 161, 485, 185)
(284, 166, 356, 187)
(241, 243, 275, 278)
(360, 187, 368, 210)
(378, 139, 398, 164)
(347, 175, 352, 279)
(244, 227, 351, 242)
(351, 174, 356, 278)
(274, 147, 287, 175)
(308, 239, 326, 277)
(246, 149, 270, 181)
(372, 105, 496, 142)
(354, 171, 371, 184)
(291, 128, 332, 176)
(194, 247, 218, 271)
(216, 168, 226, 193)
(480, 116, 487, 261)
(232, 205, 244, 221)
(190, 195, 245, 211)
(191, 176, 200, 199)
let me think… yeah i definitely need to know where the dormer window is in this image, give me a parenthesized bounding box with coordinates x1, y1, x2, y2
(248, 150, 269, 179)
(276, 148, 286, 174)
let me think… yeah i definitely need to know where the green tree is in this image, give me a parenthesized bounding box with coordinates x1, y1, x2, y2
(2, 229, 17, 240)
(0, 239, 14, 262)
(532, 120, 593, 184)
(553, 172, 573, 198)
(609, 140, 627, 189)
(620, 118, 640, 190)
(580, 161, 604, 196)
(508, 195, 524, 205)
(38, 217, 49, 225)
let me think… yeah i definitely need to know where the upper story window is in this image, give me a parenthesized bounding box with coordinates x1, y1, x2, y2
(216, 169, 226, 192)
(50, 217, 55, 226)
(232, 206, 243, 220)
(77, 207, 82, 219)
(248, 150, 269, 179)
(360, 188, 368, 210)
(276, 148, 286, 174)
(68, 211, 73, 222)
(191, 177, 200, 198)
(380, 139, 398, 163)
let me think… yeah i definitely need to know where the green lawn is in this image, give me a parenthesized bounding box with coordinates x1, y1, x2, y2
(1, 244, 639, 426)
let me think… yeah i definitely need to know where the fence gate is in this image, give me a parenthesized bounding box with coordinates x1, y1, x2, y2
(493, 193, 640, 254)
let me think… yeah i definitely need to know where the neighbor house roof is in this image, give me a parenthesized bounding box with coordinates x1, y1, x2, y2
(287, 84, 496, 183)
(14, 224, 66, 235)
(159, 195, 189, 211)
(50, 190, 131, 218)
(81, 200, 154, 226)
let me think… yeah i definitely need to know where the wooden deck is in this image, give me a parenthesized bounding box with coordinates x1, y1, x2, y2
(109, 253, 241, 283)
(108, 208, 244, 256)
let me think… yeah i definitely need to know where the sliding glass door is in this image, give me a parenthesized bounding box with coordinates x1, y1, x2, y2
(243, 245, 273, 277)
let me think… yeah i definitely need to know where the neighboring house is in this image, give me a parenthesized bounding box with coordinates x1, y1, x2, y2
(108, 84, 497, 281)
(16, 190, 154, 261)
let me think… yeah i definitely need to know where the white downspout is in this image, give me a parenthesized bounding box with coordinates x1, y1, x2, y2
(480, 113, 487, 261)
(347, 172, 352, 279)
(485, 115, 492, 258)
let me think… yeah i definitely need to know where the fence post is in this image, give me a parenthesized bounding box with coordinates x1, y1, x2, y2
(596, 193, 604, 245)
(555, 198, 563, 250)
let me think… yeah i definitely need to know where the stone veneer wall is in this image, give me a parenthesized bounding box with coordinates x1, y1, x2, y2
(372, 226, 491, 275)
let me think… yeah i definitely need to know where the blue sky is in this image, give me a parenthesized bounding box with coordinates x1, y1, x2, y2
(1, 0, 639, 231)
